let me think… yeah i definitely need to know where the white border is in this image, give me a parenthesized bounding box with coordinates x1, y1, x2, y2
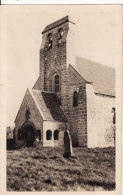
(1, 0, 123, 5)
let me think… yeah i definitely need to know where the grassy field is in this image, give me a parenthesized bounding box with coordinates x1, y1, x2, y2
(7, 145, 115, 191)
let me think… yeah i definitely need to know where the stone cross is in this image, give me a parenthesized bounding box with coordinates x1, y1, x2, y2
(63, 130, 74, 158)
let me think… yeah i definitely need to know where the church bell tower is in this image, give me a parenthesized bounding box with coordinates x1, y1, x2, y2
(34, 16, 75, 118)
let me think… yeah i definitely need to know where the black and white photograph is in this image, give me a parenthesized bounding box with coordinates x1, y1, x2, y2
(1, 4, 122, 193)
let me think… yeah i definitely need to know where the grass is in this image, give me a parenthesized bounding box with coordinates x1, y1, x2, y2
(7, 145, 115, 191)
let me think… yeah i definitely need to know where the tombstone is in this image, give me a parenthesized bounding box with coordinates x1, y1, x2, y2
(63, 130, 74, 158)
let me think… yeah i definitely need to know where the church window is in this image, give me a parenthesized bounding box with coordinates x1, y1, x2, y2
(55, 75, 60, 92)
(58, 28, 64, 39)
(47, 33, 52, 50)
(112, 107, 116, 124)
(54, 130, 59, 140)
(25, 107, 30, 121)
(46, 130, 52, 140)
(73, 91, 78, 107)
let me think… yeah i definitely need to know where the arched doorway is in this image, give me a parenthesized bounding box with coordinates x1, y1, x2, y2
(21, 122, 36, 147)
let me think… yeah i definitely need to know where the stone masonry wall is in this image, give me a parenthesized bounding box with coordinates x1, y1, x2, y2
(68, 65, 87, 146)
(77, 85, 87, 147)
(40, 20, 68, 92)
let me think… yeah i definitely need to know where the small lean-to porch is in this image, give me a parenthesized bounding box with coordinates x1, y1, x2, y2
(43, 121, 66, 147)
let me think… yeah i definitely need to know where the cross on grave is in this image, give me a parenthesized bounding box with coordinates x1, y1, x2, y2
(63, 130, 75, 158)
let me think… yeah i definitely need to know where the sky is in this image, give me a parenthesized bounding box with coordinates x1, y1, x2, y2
(1, 5, 122, 127)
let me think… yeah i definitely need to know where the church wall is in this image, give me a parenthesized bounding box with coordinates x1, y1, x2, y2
(86, 84, 97, 147)
(66, 83, 87, 147)
(67, 66, 87, 147)
(66, 84, 80, 146)
(66, 22, 75, 67)
(77, 85, 87, 147)
(86, 84, 115, 148)
(43, 121, 65, 147)
(15, 90, 43, 144)
(95, 94, 115, 147)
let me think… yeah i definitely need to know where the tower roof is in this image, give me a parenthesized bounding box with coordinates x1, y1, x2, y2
(42, 15, 75, 34)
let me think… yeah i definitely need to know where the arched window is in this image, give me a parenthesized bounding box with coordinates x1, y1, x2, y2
(54, 130, 59, 140)
(25, 107, 31, 121)
(112, 107, 116, 124)
(46, 130, 52, 140)
(73, 91, 78, 107)
(55, 75, 60, 92)
(58, 28, 64, 39)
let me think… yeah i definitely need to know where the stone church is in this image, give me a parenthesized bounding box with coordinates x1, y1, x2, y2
(15, 16, 115, 148)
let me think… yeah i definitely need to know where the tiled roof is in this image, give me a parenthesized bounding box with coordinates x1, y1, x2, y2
(32, 90, 67, 122)
(69, 64, 85, 85)
(32, 90, 52, 121)
(73, 57, 115, 96)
